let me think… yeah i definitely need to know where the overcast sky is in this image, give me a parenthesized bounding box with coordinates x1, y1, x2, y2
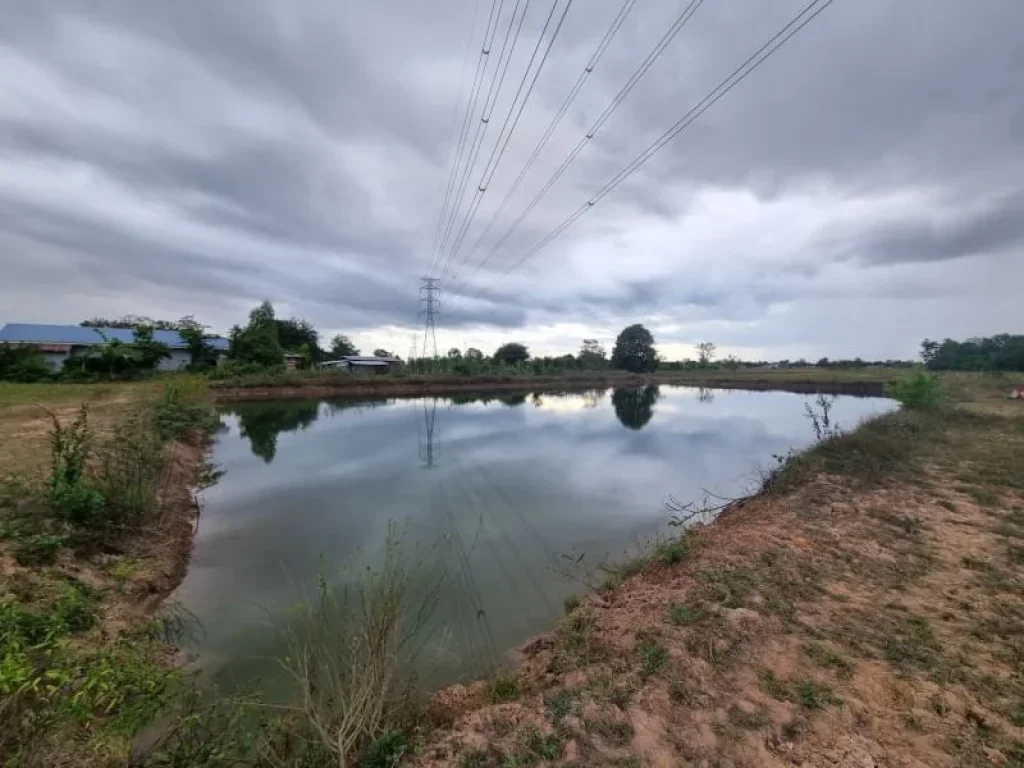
(1, 1, 1021, 361)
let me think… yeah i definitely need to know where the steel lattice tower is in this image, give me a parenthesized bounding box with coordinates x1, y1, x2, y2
(419, 276, 441, 359)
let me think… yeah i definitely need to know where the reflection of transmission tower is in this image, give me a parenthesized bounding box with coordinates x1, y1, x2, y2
(419, 277, 440, 360)
(418, 399, 441, 469)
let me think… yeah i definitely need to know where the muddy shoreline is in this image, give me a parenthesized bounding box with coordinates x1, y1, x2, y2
(211, 374, 886, 402)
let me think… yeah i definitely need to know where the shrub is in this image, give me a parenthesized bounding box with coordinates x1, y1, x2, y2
(884, 371, 941, 409)
(47, 406, 106, 526)
(14, 534, 66, 566)
(0, 344, 53, 382)
(153, 382, 218, 441)
(95, 413, 167, 528)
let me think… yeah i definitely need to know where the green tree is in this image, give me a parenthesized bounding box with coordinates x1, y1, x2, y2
(493, 342, 529, 366)
(276, 318, 323, 363)
(177, 318, 215, 367)
(373, 348, 391, 358)
(465, 348, 484, 360)
(131, 326, 172, 370)
(612, 385, 660, 430)
(448, 348, 462, 358)
(578, 339, 607, 369)
(329, 334, 359, 359)
(611, 324, 657, 373)
(228, 302, 285, 367)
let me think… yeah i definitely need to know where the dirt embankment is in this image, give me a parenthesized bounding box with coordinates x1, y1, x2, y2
(211, 373, 887, 402)
(414, 402, 1024, 767)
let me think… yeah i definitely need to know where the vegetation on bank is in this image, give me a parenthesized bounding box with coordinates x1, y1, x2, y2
(0, 381, 219, 766)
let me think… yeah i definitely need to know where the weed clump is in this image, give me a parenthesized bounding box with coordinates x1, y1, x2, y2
(884, 371, 942, 409)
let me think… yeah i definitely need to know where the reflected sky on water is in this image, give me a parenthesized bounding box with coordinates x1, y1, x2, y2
(174, 386, 895, 692)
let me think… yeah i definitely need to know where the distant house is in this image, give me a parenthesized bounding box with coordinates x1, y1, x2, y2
(0, 323, 229, 371)
(320, 355, 402, 375)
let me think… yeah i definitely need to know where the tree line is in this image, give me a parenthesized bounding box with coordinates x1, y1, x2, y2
(921, 335, 1024, 372)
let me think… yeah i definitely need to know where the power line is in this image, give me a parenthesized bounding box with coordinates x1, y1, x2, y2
(427, 0, 505, 277)
(443, 0, 634, 279)
(435, 0, 533, 264)
(439, 0, 574, 278)
(452, 0, 705, 286)
(461, 0, 836, 302)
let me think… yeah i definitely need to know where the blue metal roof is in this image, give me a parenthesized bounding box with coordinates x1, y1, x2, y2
(0, 323, 229, 350)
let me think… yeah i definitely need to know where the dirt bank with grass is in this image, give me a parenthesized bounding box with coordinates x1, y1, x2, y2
(0, 380, 217, 766)
(412, 375, 1024, 767)
(210, 367, 898, 402)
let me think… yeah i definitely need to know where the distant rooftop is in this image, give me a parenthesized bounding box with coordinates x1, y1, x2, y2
(0, 323, 229, 350)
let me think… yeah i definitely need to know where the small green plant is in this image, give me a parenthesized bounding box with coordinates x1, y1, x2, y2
(487, 674, 520, 704)
(657, 540, 686, 566)
(360, 729, 409, 768)
(154, 382, 218, 441)
(545, 687, 580, 721)
(804, 643, 853, 676)
(666, 603, 707, 626)
(792, 679, 840, 710)
(47, 406, 105, 526)
(884, 371, 941, 409)
(14, 533, 66, 566)
(637, 636, 668, 677)
(563, 594, 580, 614)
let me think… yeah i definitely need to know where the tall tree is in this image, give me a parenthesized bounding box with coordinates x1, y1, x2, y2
(464, 348, 484, 360)
(448, 348, 462, 358)
(696, 341, 717, 365)
(578, 339, 607, 369)
(131, 326, 172, 370)
(611, 324, 657, 373)
(228, 302, 284, 367)
(328, 334, 359, 358)
(493, 342, 529, 366)
(276, 318, 322, 362)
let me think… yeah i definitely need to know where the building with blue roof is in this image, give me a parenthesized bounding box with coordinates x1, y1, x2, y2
(0, 323, 229, 371)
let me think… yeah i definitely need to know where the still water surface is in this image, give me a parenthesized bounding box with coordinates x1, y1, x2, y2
(174, 386, 894, 692)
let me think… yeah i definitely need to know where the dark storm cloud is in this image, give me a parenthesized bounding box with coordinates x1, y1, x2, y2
(1, 0, 1022, 357)
(833, 191, 1024, 267)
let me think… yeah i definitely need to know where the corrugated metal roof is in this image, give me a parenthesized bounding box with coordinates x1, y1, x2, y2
(0, 323, 229, 350)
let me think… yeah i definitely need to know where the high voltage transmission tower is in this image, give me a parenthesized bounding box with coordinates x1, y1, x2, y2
(419, 276, 441, 359)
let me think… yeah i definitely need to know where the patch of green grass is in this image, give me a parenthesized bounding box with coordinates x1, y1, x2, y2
(460, 751, 490, 768)
(804, 643, 853, 677)
(666, 603, 708, 626)
(759, 670, 840, 710)
(487, 674, 521, 704)
(759, 669, 790, 701)
(544, 687, 580, 722)
(883, 615, 940, 673)
(563, 594, 580, 614)
(636, 635, 668, 677)
(792, 679, 841, 710)
(656, 540, 687, 566)
(13, 533, 66, 566)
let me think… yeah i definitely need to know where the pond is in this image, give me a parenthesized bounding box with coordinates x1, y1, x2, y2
(172, 385, 894, 695)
